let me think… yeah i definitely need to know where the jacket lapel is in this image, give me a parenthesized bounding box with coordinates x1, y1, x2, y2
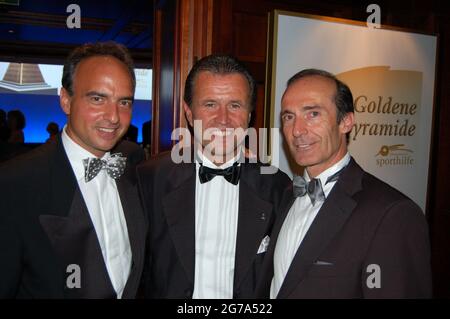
(39, 137, 116, 298)
(115, 158, 146, 298)
(233, 164, 275, 291)
(40, 190, 116, 298)
(277, 158, 362, 298)
(49, 136, 78, 217)
(162, 162, 196, 286)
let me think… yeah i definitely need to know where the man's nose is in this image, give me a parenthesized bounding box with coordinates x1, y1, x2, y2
(292, 117, 308, 137)
(104, 102, 120, 124)
(216, 105, 229, 125)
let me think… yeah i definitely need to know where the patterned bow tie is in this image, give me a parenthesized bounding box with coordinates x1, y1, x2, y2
(198, 162, 241, 185)
(293, 167, 344, 206)
(83, 153, 127, 182)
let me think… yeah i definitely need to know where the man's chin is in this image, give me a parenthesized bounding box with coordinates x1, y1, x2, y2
(94, 140, 120, 153)
(202, 147, 240, 163)
(293, 155, 315, 168)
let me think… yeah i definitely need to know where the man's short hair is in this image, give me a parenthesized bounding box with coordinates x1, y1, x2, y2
(62, 41, 136, 96)
(286, 68, 354, 123)
(7, 110, 26, 130)
(183, 55, 257, 111)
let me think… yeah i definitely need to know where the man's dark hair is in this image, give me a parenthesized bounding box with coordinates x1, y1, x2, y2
(286, 68, 354, 123)
(46, 122, 60, 135)
(183, 55, 257, 111)
(62, 41, 135, 96)
(7, 110, 26, 130)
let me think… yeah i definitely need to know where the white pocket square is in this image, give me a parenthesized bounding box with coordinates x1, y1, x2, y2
(257, 235, 270, 254)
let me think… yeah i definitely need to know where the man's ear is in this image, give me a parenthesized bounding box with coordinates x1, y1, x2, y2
(60, 88, 71, 115)
(339, 112, 354, 135)
(183, 102, 193, 127)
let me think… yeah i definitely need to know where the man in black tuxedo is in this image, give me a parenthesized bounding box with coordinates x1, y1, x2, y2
(137, 55, 290, 298)
(256, 69, 432, 298)
(0, 42, 147, 298)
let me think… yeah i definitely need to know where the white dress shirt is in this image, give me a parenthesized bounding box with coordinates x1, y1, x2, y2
(270, 153, 351, 298)
(61, 126, 132, 298)
(192, 152, 240, 299)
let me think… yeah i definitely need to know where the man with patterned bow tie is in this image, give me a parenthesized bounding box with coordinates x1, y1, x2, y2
(137, 55, 290, 298)
(255, 69, 432, 299)
(0, 42, 147, 298)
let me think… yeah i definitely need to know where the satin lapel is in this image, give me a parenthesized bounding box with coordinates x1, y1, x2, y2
(115, 161, 146, 298)
(39, 188, 116, 298)
(233, 165, 275, 290)
(277, 159, 362, 298)
(39, 136, 115, 298)
(49, 136, 78, 217)
(162, 163, 196, 286)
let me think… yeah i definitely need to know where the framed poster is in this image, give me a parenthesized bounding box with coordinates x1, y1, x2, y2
(266, 10, 438, 211)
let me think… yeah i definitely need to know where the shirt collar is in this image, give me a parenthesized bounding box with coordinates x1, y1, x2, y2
(304, 152, 351, 186)
(61, 125, 110, 181)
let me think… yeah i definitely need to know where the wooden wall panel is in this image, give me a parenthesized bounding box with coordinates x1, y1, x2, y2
(233, 12, 267, 63)
(152, 1, 178, 154)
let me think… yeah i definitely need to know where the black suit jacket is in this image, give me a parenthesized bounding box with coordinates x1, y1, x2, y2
(256, 158, 432, 298)
(137, 152, 291, 298)
(0, 136, 147, 298)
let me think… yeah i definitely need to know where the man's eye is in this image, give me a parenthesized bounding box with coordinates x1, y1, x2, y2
(282, 114, 294, 122)
(309, 111, 320, 118)
(119, 100, 133, 108)
(90, 96, 104, 103)
(230, 103, 241, 109)
(205, 102, 215, 108)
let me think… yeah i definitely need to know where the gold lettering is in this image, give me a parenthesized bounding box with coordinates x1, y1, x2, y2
(354, 95, 367, 113)
(352, 95, 418, 115)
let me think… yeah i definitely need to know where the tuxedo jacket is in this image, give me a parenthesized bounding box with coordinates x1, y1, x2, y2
(0, 136, 147, 298)
(256, 158, 432, 299)
(136, 152, 291, 298)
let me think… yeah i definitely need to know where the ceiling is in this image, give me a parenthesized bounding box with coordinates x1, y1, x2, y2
(0, 0, 153, 65)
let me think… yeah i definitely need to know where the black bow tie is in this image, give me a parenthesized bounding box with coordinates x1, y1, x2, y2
(83, 153, 127, 182)
(293, 167, 344, 206)
(198, 162, 241, 185)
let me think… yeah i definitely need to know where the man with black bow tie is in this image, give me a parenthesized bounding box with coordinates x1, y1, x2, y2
(256, 69, 432, 298)
(137, 55, 290, 298)
(0, 42, 147, 298)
